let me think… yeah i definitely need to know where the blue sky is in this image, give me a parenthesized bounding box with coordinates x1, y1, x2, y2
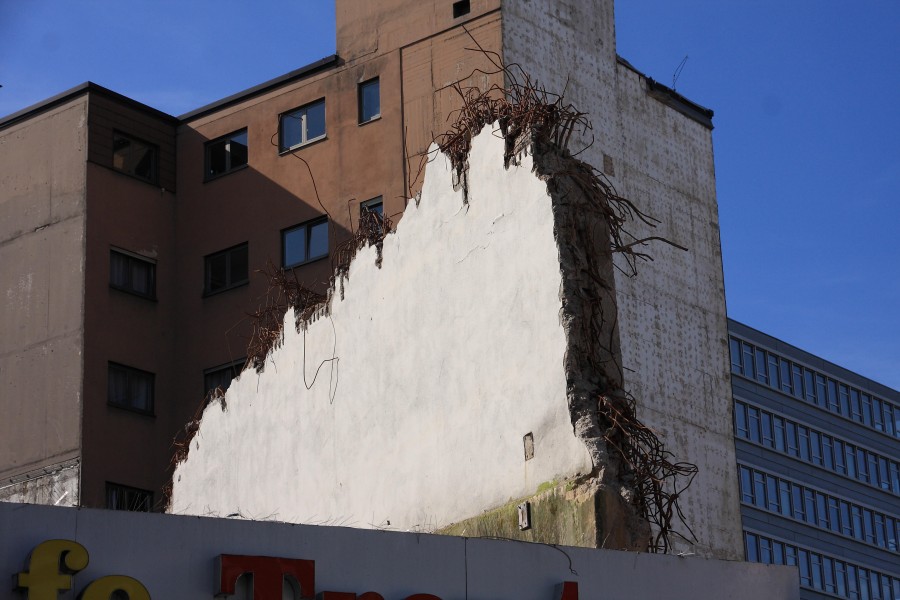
(1, 2, 897, 389)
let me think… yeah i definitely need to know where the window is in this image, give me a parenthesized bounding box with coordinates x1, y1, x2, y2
(361, 196, 384, 222)
(761, 412, 774, 447)
(108, 362, 154, 414)
(773, 416, 785, 451)
(742, 344, 754, 380)
(734, 401, 749, 438)
(109, 249, 156, 299)
(753, 471, 766, 508)
(729, 338, 742, 374)
(452, 0, 470, 18)
(204, 243, 249, 295)
(739, 466, 753, 504)
(204, 360, 244, 397)
(754, 348, 767, 384)
(361, 196, 383, 217)
(766, 474, 779, 512)
(358, 78, 380, 123)
(778, 481, 792, 517)
(283, 218, 328, 268)
(785, 421, 798, 456)
(747, 406, 760, 443)
(745, 532, 758, 562)
(206, 129, 248, 179)
(106, 482, 152, 512)
(792, 364, 804, 399)
(804, 370, 816, 405)
(767, 354, 780, 389)
(280, 100, 325, 151)
(112, 131, 158, 183)
(780, 359, 792, 394)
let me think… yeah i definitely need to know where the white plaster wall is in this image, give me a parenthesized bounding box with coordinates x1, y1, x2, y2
(170, 126, 592, 528)
(502, 0, 742, 558)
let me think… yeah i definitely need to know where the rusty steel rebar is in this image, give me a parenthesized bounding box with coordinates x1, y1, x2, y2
(430, 31, 698, 552)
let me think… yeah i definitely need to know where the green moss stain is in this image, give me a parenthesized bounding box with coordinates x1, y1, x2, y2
(535, 480, 557, 495)
(436, 480, 599, 548)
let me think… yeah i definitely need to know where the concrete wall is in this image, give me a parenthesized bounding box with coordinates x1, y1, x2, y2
(502, 0, 742, 558)
(401, 12, 504, 197)
(612, 62, 742, 559)
(0, 458, 79, 506)
(337, 0, 500, 61)
(170, 126, 593, 528)
(1, 502, 800, 600)
(0, 97, 87, 492)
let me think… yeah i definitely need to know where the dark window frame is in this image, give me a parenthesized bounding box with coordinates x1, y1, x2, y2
(107, 362, 155, 416)
(282, 217, 329, 268)
(279, 99, 326, 152)
(358, 78, 381, 124)
(112, 130, 159, 184)
(204, 128, 249, 180)
(203, 359, 245, 398)
(106, 482, 153, 512)
(109, 248, 157, 300)
(360, 196, 384, 217)
(203, 242, 249, 296)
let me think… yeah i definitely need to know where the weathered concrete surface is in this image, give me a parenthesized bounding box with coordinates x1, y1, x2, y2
(0, 458, 79, 506)
(0, 97, 86, 491)
(612, 63, 740, 558)
(437, 476, 639, 550)
(502, 0, 742, 558)
(170, 126, 593, 528)
(437, 479, 599, 547)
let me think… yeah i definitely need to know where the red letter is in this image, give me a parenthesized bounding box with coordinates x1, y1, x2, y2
(555, 581, 579, 600)
(217, 555, 315, 599)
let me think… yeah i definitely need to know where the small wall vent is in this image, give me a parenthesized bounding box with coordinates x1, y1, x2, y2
(517, 502, 531, 530)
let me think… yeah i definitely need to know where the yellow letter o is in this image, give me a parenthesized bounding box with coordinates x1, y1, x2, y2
(80, 575, 150, 600)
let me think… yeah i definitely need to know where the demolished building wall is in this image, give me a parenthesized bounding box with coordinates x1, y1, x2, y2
(501, 0, 742, 559)
(170, 126, 598, 531)
(1, 2, 741, 550)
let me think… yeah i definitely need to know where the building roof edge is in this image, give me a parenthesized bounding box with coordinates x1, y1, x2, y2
(616, 55, 715, 130)
(0, 82, 179, 131)
(178, 54, 341, 122)
(727, 317, 899, 397)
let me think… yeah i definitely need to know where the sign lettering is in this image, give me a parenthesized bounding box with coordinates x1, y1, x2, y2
(217, 554, 315, 599)
(15, 540, 149, 600)
(13, 539, 578, 600)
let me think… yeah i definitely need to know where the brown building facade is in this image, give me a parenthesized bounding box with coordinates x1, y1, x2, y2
(2, 0, 735, 557)
(2, 0, 505, 510)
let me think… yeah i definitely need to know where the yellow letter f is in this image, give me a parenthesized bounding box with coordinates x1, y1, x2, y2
(15, 540, 89, 600)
